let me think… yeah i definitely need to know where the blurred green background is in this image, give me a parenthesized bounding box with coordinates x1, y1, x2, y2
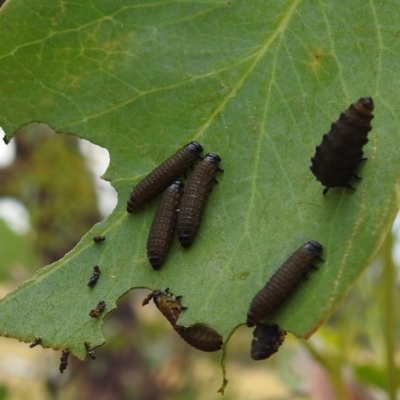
(0, 124, 398, 400)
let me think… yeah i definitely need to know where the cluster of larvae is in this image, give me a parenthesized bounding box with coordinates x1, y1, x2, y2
(246, 97, 375, 360)
(29, 254, 106, 373)
(126, 141, 223, 268)
(29, 97, 374, 372)
(246, 241, 323, 359)
(127, 142, 224, 351)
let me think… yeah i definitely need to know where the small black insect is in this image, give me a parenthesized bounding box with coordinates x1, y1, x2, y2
(87, 265, 101, 288)
(142, 288, 187, 326)
(310, 97, 374, 194)
(89, 300, 106, 318)
(177, 153, 223, 248)
(29, 337, 42, 348)
(147, 181, 184, 269)
(246, 241, 323, 327)
(3, 136, 9, 145)
(250, 324, 287, 360)
(84, 341, 96, 359)
(175, 323, 223, 352)
(93, 235, 105, 243)
(59, 349, 69, 373)
(126, 141, 203, 212)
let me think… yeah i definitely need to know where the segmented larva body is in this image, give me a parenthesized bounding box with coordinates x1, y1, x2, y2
(175, 323, 223, 352)
(126, 141, 203, 212)
(310, 97, 374, 195)
(177, 153, 223, 248)
(59, 349, 70, 373)
(87, 265, 101, 287)
(147, 181, 184, 269)
(89, 300, 106, 318)
(142, 288, 187, 326)
(250, 323, 287, 361)
(93, 235, 105, 243)
(84, 341, 96, 359)
(29, 337, 42, 348)
(246, 241, 323, 327)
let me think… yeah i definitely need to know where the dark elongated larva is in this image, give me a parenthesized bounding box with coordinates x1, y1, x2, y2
(59, 349, 69, 373)
(87, 265, 101, 287)
(29, 337, 42, 348)
(246, 241, 323, 327)
(142, 289, 222, 352)
(84, 341, 96, 359)
(177, 153, 223, 248)
(142, 288, 187, 326)
(250, 324, 287, 360)
(175, 323, 223, 352)
(89, 300, 106, 318)
(147, 181, 184, 269)
(126, 141, 203, 212)
(310, 97, 374, 194)
(93, 235, 105, 243)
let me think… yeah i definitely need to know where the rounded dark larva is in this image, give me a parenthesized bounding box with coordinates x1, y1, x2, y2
(246, 241, 323, 327)
(87, 265, 101, 287)
(175, 323, 223, 352)
(142, 288, 187, 326)
(177, 153, 223, 248)
(310, 97, 374, 195)
(147, 181, 184, 269)
(126, 141, 203, 212)
(29, 337, 42, 348)
(59, 349, 70, 373)
(89, 300, 106, 318)
(250, 323, 287, 361)
(93, 235, 105, 243)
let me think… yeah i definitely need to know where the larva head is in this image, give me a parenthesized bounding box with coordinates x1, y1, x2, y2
(186, 141, 204, 154)
(151, 288, 186, 326)
(304, 240, 323, 253)
(203, 153, 221, 164)
(358, 97, 374, 111)
(170, 181, 185, 191)
(152, 289, 166, 300)
(142, 288, 165, 305)
(354, 98, 374, 119)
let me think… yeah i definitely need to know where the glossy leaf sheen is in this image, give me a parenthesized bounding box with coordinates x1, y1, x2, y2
(0, 0, 399, 365)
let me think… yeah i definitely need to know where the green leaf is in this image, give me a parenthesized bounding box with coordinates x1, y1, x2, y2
(0, 0, 399, 387)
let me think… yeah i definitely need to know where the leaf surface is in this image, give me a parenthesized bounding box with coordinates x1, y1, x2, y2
(0, 0, 399, 369)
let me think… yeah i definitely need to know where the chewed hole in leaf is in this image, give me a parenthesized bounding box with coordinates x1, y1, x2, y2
(0, 123, 116, 265)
